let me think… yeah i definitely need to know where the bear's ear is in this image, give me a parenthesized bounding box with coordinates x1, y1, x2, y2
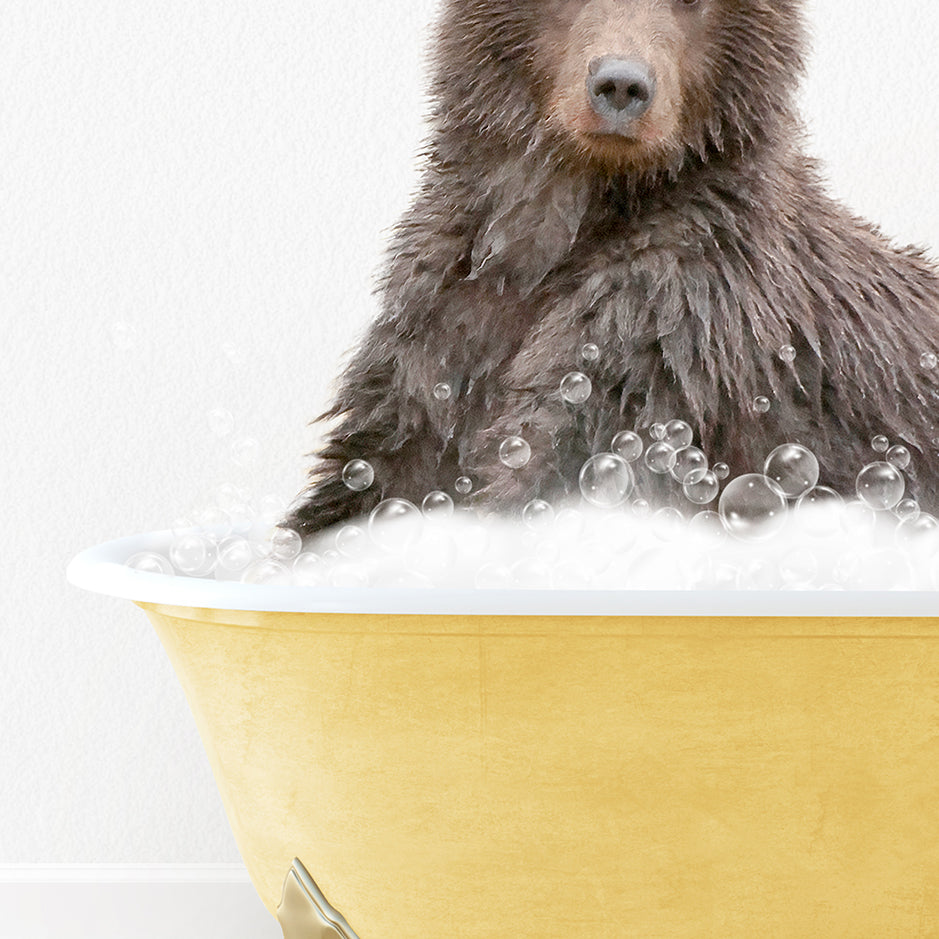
(467, 156, 591, 297)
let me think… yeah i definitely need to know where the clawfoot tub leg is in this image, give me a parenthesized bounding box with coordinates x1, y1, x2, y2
(277, 859, 362, 939)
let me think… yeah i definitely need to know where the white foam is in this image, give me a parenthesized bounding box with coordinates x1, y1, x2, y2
(292, 501, 939, 592)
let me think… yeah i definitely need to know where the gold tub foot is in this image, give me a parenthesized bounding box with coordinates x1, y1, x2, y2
(277, 858, 361, 939)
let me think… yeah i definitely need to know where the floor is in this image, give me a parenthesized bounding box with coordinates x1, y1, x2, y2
(0, 881, 281, 939)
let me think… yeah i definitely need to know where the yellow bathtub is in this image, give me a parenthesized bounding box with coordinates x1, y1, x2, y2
(69, 532, 939, 937)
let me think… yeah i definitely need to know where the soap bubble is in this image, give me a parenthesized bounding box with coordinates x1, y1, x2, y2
(170, 516, 195, 536)
(871, 435, 889, 453)
(329, 563, 369, 588)
(752, 396, 771, 414)
(705, 560, 741, 590)
(230, 436, 260, 467)
(712, 462, 730, 480)
(778, 344, 796, 363)
(574, 533, 615, 580)
(593, 511, 637, 552)
(832, 552, 860, 587)
(293, 552, 325, 586)
(763, 443, 819, 499)
(522, 499, 555, 530)
(374, 569, 435, 590)
(871, 551, 915, 590)
(422, 490, 454, 519)
(718, 474, 788, 541)
(838, 550, 912, 591)
(895, 513, 939, 554)
(921, 352, 938, 370)
(894, 499, 920, 522)
(455, 475, 473, 495)
(662, 420, 694, 450)
(683, 468, 719, 504)
(796, 486, 843, 535)
(840, 499, 877, 536)
(856, 462, 905, 510)
(886, 445, 911, 470)
(689, 510, 724, 539)
(670, 446, 707, 483)
(126, 552, 173, 575)
(241, 559, 291, 585)
(408, 526, 457, 577)
(779, 548, 818, 585)
(335, 525, 367, 558)
(214, 483, 250, 514)
(512, 558, 553, 589)
(227, 502, 255, 535)
(342, 459, 374, 491)
(269, 527, 302, 561)
(169, 532, 215, 575)
(368, 498, 423, 551)
(578, 453, 634, 507)
(552, 558, 595, 589)
(499, 435, 532, 469)
(253, 537, 274, 559)
(741, 558, 782, 590)
(454, 515, 489, 563)
(560, 371, 592, 404)
(193, 506, 232, 539)
(433, 382, 452, 401)
(554, 507, 586, 539)
(534, 538, 560, 565)
(611, 430, 643, 462)
(626, 547, 685, 589)
(644, 442, 677, 475)
(475, 563, 514, 589)
(652, 507, 684, 541)
(631, 498, 651, 518)
(581, 342, 600, 362)
(207, 408, 235, 437)
(650, 423, 667, 440)
(678, 556, 717, 590)
(216, 537, 254, 573)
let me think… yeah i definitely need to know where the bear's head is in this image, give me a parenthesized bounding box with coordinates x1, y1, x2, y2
(431, 0, 807, 175)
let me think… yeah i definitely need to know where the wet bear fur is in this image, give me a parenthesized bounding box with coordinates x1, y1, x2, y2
(286, 0, 939, 535)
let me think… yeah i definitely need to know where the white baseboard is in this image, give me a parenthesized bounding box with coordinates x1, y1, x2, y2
(0, 866, 282, 939)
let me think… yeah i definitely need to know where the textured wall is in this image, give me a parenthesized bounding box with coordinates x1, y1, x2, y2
(1, 0, 937, 863)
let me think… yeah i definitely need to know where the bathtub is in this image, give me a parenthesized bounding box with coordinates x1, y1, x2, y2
(69, 530, 939, 937)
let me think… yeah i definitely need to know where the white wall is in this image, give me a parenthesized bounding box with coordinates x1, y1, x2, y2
(1, 0, 937, 872)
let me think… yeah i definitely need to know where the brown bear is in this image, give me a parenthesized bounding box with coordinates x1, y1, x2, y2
(285, 0, 939, 536)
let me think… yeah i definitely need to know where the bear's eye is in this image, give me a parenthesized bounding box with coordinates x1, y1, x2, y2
(676, 0, 701, 7)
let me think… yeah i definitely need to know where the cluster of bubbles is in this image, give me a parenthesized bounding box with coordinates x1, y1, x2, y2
(125, 412, 939, 591)
(124, 485, 303, 583)
(200, 404, 268, 471)
(121, 332, 939, 590)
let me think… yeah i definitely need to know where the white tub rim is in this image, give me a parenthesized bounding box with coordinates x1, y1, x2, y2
(66, 530, 939, 618)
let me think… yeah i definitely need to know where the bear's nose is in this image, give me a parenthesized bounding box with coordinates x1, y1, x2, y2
(587, 57, 656, 126)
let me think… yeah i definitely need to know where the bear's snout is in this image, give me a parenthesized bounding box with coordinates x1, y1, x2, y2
(586, 56, 657, 130)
